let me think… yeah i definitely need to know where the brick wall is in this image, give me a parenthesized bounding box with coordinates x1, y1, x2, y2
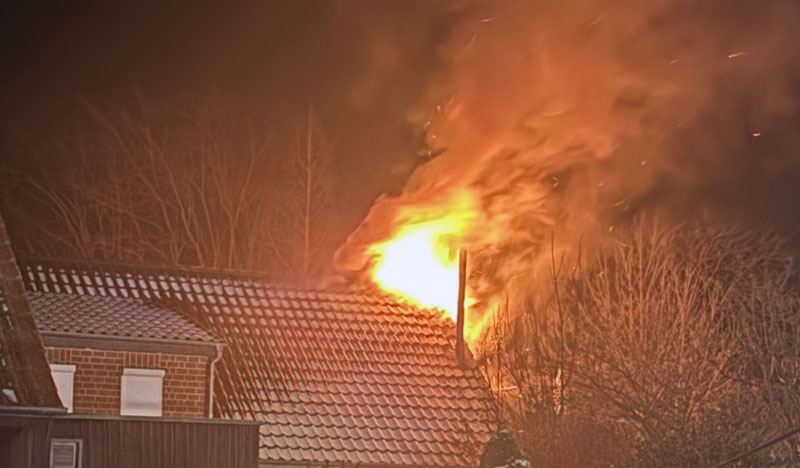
(46, 347, 209, 417)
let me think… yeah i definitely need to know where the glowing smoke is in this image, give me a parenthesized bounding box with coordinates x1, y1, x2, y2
(334, 0, 800, 334)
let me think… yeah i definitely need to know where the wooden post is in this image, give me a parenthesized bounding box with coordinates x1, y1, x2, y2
(456, 249, 467, 365)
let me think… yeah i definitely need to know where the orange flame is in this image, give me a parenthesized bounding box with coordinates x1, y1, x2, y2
(366, 192, 477, 326)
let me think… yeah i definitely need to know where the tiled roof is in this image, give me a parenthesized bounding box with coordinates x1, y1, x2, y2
(0, 291, 25, 405)
(0, 215, 61, 408)
(28, 292, 218, 344)
(18, 259, 495, 467)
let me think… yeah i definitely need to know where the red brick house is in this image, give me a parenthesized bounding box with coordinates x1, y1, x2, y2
(29, 292, 224, 417)
(18, 258, 497, 468)
(0, 215, 259, 468)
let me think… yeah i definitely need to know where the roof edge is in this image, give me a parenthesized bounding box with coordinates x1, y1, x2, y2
(41, 332, 224, 358)
(0, 215, 63, 408)
(0, 411, 261, 425)
(0, 404, 67, 416)
(258, 460, 468, 468)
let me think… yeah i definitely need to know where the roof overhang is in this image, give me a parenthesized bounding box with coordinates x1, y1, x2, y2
(41, 331, 224, 358)
(0, 404, 67, 417)
(258, 461, 465, 468)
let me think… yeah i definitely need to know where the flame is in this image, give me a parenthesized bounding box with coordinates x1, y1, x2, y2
(334, 0, 800, 349)
(369, 221, 463, 320)
(366, 192, 477, 324)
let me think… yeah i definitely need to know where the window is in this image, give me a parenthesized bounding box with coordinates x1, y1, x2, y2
(50, 438, 82, 468)
(120, 368, 165, 416)
(50, 364, 76, 413)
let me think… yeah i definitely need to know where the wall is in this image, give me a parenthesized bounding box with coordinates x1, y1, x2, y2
(0, 413, 260, 468)
(46, 347, 209, 418)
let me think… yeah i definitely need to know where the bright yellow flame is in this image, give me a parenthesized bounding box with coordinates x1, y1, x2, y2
(370, 223, 461, 319)
(367, 192, 476, 323)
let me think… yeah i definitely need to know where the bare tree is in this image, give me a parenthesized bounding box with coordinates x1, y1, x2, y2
(1, 97, 281, 272)
(1, 97, 344, 282)
(479, 244, 622, 468)
(487, 221, 800, 468)
(267, 107, 337, 281)
(576, 224, 741, 443)
(731, 251, 800, 461)
(2, 107, 150, 260)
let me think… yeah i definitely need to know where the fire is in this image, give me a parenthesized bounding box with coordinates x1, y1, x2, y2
(366, 192, 477, 323)
(369, 221, 463, 320)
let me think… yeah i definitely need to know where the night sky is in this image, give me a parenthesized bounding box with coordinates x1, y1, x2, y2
(0, 0, 450, 200)
(2, 0, 800, 273)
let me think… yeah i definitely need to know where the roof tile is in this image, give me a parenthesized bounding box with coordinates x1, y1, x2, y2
(18, 259, 493, 467)
(28, 292, 218, 344)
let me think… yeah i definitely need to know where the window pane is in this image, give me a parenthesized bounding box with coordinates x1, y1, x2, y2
(120, 368, 165, 416)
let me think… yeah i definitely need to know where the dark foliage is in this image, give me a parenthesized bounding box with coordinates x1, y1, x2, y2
(480, 427, 530, 468)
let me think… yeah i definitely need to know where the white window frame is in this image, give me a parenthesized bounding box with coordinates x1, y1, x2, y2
(50, 438, 83, 468)
(120, 368, 165, 417)
(50, 364, 76, 413)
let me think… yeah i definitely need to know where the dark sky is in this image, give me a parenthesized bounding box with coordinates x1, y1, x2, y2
(3, 0, 800, 266)
(0, 0, 451, 198)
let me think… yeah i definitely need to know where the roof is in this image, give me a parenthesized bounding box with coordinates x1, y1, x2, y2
(28, 291, 218, 345)
(18, 258, 495, 468)
(0, 215, 62, 408)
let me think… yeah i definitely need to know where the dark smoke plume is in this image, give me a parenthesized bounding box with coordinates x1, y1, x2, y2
(335, 0, 800, 325)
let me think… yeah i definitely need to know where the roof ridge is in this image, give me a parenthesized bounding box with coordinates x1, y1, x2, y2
(18, 255, 275, 280)
(17, 255, 396, 300)
(16, 256, 452, 318)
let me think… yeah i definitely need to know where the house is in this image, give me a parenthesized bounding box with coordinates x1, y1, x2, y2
(30, 291, 223, 418)
(0, 215, 260, 468)
(17, 257, 497, 468)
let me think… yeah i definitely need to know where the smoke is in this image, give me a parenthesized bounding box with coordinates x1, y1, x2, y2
(334, 0, 800, 324)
